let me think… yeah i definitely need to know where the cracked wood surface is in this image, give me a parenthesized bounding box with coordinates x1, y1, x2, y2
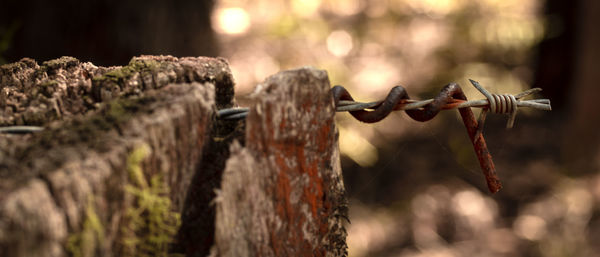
(213, 68, 348, 257)
(0, 57, 347, 257)
(0, 56, 227, 257)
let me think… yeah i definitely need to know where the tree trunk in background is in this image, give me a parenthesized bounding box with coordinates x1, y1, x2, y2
(532, 0, 579, 111)
(533, 0, 600, 172)
(563, 0, 600, 172)
(0, 56, 348, 257)
(0, 0, 217, 66)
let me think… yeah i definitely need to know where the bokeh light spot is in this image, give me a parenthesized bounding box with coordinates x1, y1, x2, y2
(292, 0, 322, 17)
(327, 30, 353, 57)
(513, 215, 547, 240)
(453, 190, 485, 216)
(406, 0, 464, 17)
(351, 59, 400, 95)
(214, 7, 251, 35)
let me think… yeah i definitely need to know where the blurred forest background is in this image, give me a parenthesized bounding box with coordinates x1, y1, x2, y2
(1, 0, 599, 256)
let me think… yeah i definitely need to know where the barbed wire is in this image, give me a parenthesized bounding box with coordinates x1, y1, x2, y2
(217, 80, 551, 124)
(216, 79, 551, 193)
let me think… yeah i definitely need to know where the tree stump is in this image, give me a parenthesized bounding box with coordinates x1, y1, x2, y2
(0, 56, 347, 257)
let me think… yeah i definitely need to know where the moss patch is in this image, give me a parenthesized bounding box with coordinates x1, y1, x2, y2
(121, 144, 181, 257)
(93, 58, 162, 85)
(66, 195, 105, 257)
(42, 56, 79, 71)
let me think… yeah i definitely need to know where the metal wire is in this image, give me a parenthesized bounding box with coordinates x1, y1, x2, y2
(0, 125, 44, 134)
(215, 79, 551, 194)
(217, 80, 551, 123)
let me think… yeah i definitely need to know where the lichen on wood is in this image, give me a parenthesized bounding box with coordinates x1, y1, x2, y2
(0, 56, 222, 257)
(0, 55, 233, 126)
(121, 144, 181, 257)
(91, 55, 234, 108)
(66, 195, 105, 257)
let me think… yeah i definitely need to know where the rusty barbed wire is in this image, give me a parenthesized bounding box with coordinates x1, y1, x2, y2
(217, 79, 551, 193)
(217, 80, 551, 122)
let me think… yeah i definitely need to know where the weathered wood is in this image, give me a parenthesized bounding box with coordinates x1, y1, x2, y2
(213, 68, 348, 257)
(0, 55, 232, 257)
(0, 55, 233, 126)
(0, 58, 348, 257)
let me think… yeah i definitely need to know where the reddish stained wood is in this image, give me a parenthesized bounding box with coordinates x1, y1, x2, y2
(214, 67, 347, 257)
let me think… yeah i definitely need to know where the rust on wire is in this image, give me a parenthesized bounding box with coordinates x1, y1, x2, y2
(332, 82, 503, 193)
(216, 79, 551, 194)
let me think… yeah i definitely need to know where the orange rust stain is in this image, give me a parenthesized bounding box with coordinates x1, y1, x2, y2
(263, 100, 338, 256)
(279, 108, 287, 131)
(275, 164, 293, 221)
(297, 147, 324, 218)
(269, 226, 283, 256)
(300, 99, 312, 111)
(273, 153, 314, 255)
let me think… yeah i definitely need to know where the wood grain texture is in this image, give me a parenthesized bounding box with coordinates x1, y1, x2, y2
(213, 67, 348, 257)
(1, 58, 349, 257)
(0, 56, 227, 257)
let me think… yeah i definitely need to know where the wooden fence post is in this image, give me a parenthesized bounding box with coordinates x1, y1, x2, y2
(0, 57, 347, 257)
(213, 68, 348, 257)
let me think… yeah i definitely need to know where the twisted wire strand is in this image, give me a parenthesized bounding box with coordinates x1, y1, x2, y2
(217, 80, 551, 124)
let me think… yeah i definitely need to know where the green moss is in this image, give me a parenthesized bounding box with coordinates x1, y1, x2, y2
(128, 58, 161, 71)
(101, 66, 136, 83)
(122, 144, 181, 257)
(92, 58, 163, 85)
(42, 56, 79, 70)
(67, 195, 105, 257)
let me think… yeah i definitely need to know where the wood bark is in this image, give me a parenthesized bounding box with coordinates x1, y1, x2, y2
(0, 57, 347, 257)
